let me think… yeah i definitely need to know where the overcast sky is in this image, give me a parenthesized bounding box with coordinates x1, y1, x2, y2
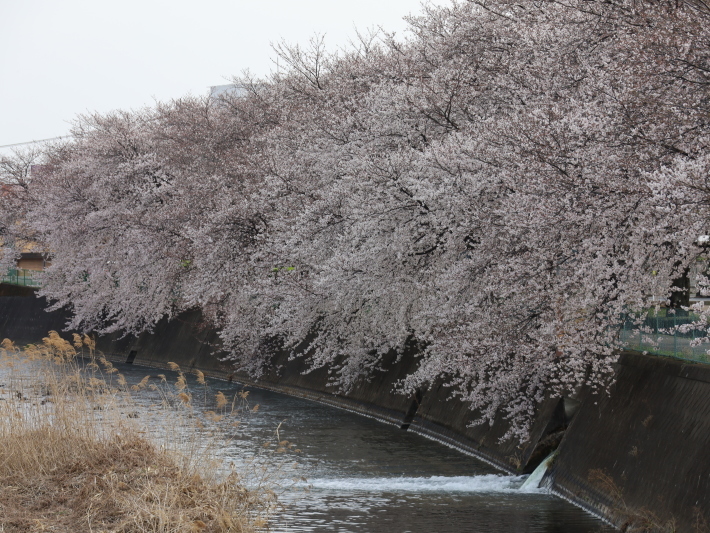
(0, 0, 444, 154)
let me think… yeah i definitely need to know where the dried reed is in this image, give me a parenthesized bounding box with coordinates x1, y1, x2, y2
(0, 333, 277, 532)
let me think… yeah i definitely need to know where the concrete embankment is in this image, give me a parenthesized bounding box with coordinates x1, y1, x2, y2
(2, 284, 709, 529)
(0, 285, 569, 475)
(544, 351, 710, 531)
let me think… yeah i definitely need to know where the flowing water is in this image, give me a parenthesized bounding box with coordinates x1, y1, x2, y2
(121, 363, 616, 533)
(12, 359, 617, 533)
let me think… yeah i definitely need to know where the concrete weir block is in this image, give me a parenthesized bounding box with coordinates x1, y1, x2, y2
(546, 351, 710, 530)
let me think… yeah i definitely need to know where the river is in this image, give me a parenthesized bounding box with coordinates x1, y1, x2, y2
(88, 361, 618, 532)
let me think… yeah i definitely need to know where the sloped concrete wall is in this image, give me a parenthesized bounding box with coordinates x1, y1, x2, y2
(545, 351, 710, 531)
(94, 308, 560, 472)
(0, 285, 69, 344)
(411, 385, 568, 473)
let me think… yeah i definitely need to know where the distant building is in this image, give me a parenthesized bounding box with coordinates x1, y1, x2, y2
(209, 84, 248, 101)
(17, 252, 48, 271)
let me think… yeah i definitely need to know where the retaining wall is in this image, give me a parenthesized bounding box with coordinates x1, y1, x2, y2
(0, 285, 562, 475)
(0, 284, 70, 342)
(545, 351, 710, 531)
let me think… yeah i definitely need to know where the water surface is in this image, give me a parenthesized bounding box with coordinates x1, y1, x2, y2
(54, 360, 619, 532)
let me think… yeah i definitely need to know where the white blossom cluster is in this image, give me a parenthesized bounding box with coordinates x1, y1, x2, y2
(2, 0, 709, 440)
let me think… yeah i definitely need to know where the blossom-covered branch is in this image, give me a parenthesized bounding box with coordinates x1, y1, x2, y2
(3, 0, 709, 440)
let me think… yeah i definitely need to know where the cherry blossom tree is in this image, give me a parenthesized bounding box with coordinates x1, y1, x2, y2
(6, 0, 709, 440)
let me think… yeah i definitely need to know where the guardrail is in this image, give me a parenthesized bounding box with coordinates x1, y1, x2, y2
(619, 312, 710, 364)
(1, 268, 42, 288)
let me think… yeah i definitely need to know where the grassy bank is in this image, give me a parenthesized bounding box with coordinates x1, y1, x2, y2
(0, 333, 276, 532)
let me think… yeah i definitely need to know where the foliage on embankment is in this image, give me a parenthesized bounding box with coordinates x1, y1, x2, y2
(2, 0, 710, 439)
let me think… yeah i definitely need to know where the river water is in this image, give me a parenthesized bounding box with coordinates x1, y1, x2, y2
(114, 362, 616, 533)
(62, 361, 619, 532)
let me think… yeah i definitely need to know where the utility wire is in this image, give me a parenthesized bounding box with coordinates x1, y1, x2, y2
(0, 136, 69, 149)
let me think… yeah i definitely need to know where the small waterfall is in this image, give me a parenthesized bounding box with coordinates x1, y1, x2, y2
(303, 474, 528, 493)
(520, 451, 557, 491)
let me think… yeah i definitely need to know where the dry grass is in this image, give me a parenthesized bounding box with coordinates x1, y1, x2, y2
(0, 333, 277, 532)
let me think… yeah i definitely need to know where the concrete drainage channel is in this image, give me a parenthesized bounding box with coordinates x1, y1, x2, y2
(2, 285, 710, 530)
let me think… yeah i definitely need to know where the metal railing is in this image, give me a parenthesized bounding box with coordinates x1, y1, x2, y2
(1, 268, 42, 288)
(619, 312, 710, 364)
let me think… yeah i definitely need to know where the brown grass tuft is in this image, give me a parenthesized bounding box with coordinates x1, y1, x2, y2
(215, 392, 228, 410)
(0, 335, 276, 532)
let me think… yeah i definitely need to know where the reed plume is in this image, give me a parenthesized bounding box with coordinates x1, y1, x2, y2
(0, 333, 276, 532)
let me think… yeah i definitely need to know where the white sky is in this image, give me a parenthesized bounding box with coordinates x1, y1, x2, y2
(0, 0, 445, 153)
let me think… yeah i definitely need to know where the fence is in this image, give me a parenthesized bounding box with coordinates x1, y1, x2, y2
(1, 268, 42, 288)
(619, 312, 710, 364)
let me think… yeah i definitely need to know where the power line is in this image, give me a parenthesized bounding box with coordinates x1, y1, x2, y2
(0, 136, 69, 149)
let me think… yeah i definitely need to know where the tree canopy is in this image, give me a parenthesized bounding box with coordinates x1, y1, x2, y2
(2, 0, 709, 440)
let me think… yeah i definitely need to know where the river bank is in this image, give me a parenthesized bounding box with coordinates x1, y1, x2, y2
(2, 284, 709, 531)
(0, 334, 273, 532)
(1, 336, 614, 533)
